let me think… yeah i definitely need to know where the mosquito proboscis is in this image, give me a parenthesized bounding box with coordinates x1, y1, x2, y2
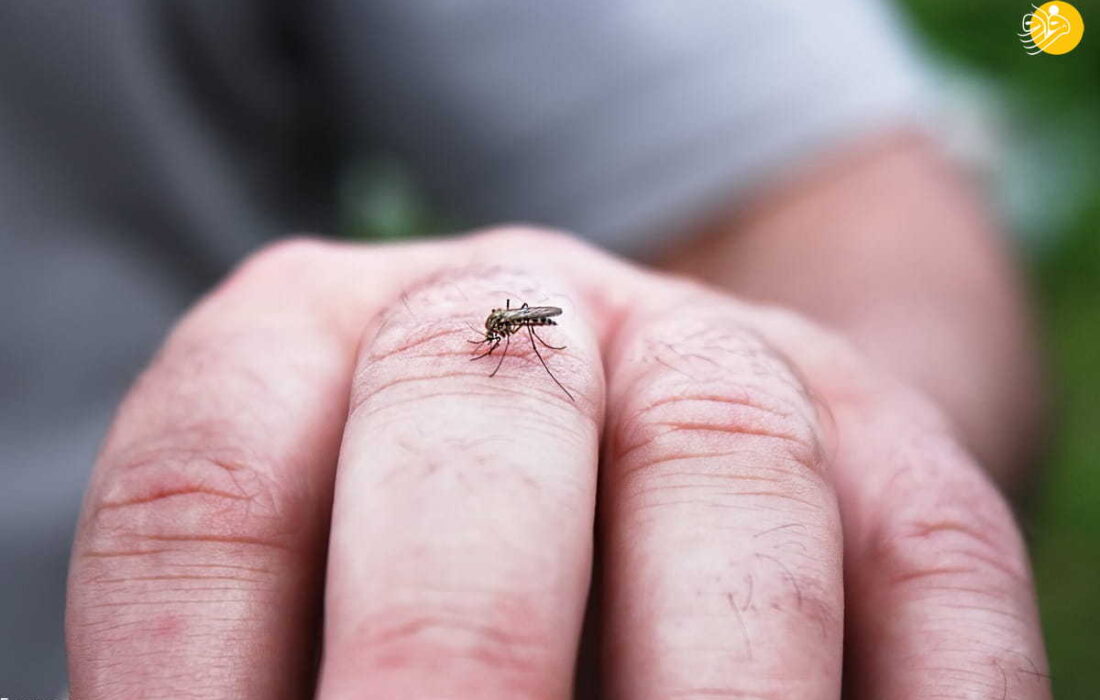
(467, 299, 575, 401)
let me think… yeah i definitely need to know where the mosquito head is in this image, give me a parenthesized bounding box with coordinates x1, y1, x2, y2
(486, 308, 507, 330)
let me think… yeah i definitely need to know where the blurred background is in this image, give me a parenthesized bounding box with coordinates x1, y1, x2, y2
(899, 3, 1100, 696)
(342, 1, 1100, 694)
(897, 2, 1100, 695)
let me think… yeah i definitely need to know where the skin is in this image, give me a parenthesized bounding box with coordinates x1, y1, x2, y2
(67, 136, 1050, 698)
(659, 131, 1044, 492)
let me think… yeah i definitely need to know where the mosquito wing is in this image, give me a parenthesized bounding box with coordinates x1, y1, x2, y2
(501, 305, 563, 322)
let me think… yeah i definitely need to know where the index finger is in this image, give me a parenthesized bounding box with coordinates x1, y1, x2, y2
(66, 239, 429, 697)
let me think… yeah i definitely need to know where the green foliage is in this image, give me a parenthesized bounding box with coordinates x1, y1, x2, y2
(1030, 196, 1100, 698)
(341, 158, 458, 241)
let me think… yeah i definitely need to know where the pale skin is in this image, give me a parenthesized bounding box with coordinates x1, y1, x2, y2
(67, 133, 1050, 698)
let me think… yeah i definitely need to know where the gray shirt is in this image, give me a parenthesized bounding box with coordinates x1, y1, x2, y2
(0, 1, 926, 692)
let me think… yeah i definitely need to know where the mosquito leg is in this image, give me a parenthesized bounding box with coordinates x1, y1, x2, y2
(471, 339, 499, 361)
(489, 334, 511, 377)
(527, 326, 574, 401)
(466, 321, 486, 342)
(531, 326, 566, 351)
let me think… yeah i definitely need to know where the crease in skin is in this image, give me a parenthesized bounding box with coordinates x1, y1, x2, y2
(78, 553, 277, 585)
(80, 528, 297, 574)
(613, 404, 810, 456)
(655, 421, 808, 450)
(617, 391, 801, 431)
(909, 584, 999, 597)
(93, 449, 288, 527)
(83, 622, 265, 646)
(720, 490, 821, 509)
(90, 584, 278, 596)
(624, 471, 790, 499)
(884, 546, 1027, 602)
(872, 516, 1028, 586)
(889, 565, 980, 585)
(753, 522, 809, 539)
(358, 359, 581, 407)
(344, 607, 557, 694)
(609, 329, 823, 473)
(77, 562, 285, 605)
(134, 533, 294, 551)
(627, 497, 821, 521)
(614, 425, 820, 486)
(635, 312, 834, 451)
(937, 603, 1030, 624)
(607, 327, 827, 523)
(620, 462, 825, 511)
(353, 309, 593, 422)
(89, 574, 270, 585)
(364, 325, 471, 363)
(84, 597, 261, 610)
(354, 385, 566, 423)
(908, 518, 1010, 556)
(358, 614, 546, 654)
(82, 548, 178, 558)
(611, 451, 792, 484)
(352, 370, 588, 436)
(94, 485, 252, 514)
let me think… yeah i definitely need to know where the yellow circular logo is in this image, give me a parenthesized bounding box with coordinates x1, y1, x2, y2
(1021, 2, 1085, 55)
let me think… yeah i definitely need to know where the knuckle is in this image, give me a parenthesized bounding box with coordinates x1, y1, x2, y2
(348, 594, 558, 696)
(69, 446, 303, 679)
(351, 266, 591, 417)
(611, 315, 823, 492)
(79, 444, 298, 570)
(867, 435, 1030, 590)
(872, 492, 1051, 700)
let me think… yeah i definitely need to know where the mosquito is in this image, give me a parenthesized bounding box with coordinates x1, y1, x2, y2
(468, 299, 575, 401)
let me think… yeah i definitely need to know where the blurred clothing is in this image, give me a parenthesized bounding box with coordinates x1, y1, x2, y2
(0, 0, 925, 692)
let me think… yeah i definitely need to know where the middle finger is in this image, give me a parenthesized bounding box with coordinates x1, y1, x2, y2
(318, 267, 604, 699)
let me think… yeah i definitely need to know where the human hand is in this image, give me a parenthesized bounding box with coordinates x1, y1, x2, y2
(67, 228, 1050, 698)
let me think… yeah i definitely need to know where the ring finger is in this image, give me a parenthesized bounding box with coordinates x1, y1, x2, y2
(598, 298, 845, 699)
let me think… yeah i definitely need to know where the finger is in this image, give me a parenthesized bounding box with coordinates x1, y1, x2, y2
(750, 314, 1051, 699)
(527, 234, 1049, 697)
(598, 300, 845, 699)
(839, 420, 1051, 699)
(318, 267, 604, 699)
(66, 240, 418, 698)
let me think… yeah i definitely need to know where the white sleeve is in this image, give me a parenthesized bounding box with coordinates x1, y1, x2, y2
(316, 0, 932, 254)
